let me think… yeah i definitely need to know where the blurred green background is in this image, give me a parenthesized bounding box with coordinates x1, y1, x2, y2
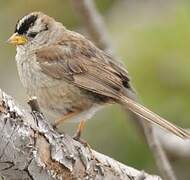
(1, 0, 190, 178)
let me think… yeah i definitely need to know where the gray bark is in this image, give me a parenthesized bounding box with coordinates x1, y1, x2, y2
(0, 89, 161, 180)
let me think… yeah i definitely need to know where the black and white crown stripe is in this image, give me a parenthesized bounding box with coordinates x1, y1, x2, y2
(15, 13, 38, 35)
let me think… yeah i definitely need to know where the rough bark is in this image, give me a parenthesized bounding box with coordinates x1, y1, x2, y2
(0, 89, 161, 180)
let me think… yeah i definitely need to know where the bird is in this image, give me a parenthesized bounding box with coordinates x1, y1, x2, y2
(7, 12, 190, 140)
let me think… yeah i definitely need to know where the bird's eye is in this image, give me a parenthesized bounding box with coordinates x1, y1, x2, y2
(28, 32, 38, 38)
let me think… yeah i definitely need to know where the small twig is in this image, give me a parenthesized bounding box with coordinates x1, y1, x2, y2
(27, 96, 41, 112)
(143, 123, 177, 180)
(71, 1, 177, 180)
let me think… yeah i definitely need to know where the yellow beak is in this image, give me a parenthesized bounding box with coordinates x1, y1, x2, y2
(7, 33, 28, 45)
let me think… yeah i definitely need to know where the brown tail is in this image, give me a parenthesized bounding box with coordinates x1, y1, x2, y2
(120, 95, 190, 139)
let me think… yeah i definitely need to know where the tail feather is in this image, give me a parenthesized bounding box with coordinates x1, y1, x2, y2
(120, 95, 190, 139)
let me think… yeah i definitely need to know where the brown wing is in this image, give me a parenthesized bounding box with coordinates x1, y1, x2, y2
(36, 33, 130, 99)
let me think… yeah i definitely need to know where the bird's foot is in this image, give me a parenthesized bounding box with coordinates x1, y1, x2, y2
(73, 135, 89, 147)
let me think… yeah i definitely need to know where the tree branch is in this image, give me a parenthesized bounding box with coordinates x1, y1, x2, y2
(155, 128, 190, 159)
(0, 89, 161, 180)
(71, 1, 177, 180)
(71, 0, 114, 55)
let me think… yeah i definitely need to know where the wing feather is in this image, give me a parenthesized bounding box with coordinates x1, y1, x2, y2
(36, 34, 130, 99)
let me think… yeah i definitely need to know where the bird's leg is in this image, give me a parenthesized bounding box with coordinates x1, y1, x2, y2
(73, 121, 94, 157)
(53, 111, 78, 129)
(73, 120, 89, 147)
(73, 120, 85, 140)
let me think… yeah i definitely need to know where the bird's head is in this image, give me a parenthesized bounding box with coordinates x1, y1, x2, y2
(7, 12, 64, 48)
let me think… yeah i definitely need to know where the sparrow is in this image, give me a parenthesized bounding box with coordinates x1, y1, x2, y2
(7, 12, 190, 140)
